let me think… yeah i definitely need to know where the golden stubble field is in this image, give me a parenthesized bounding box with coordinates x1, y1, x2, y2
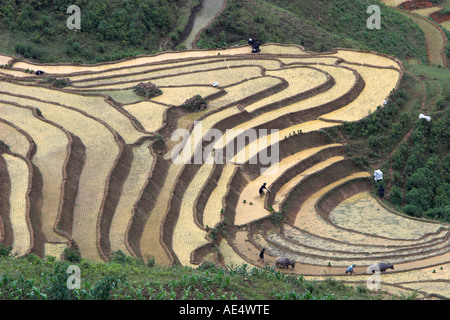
(2, 43, 449, 297)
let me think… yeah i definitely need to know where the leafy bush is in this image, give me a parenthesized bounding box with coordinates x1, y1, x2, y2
(425, 205, 450, 222)
(89, 275, 125, 300)
(146, 255, 156, 268)
(0, 243, 12, 257)
(403, 204, 423, 218)
(391, 143, 408, 170)
(63, 247, 81, 263)
(26, 253, 41, 265)
(54, 78, 72, 88)
(389, 186, 403, 206)
(436, 94, 450, 110)
(180, 95, 208, 112)
(369, 135, 382, 149)
(109, 250, 135, 264)
(46, 263, 73, 300)
(198, 261, 219, 271)
(133, 82, 163, 98)
(351, 155, 369, 168)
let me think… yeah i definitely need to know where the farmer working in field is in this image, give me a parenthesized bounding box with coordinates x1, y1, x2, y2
(345, 264, 356, 275)
(248, 37, 261, 53)
(259, 182, 269, 196)
(258, 248, 265, 262)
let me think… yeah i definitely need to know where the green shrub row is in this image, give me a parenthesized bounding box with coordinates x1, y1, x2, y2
(0, 249, 400, 300)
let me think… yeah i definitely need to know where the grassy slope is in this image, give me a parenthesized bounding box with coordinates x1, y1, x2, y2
(197, 0, 428, 62)
(0, 0, 190, 64)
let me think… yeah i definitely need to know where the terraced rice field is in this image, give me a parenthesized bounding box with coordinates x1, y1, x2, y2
(0, 103, 69, 243)
(412, 7, 443, 17)
(12, 46, 252, 74)
(122, 101, 167, 133)
(75, 66, 264, 90)
(1, 43, 449, 298)
(70, 59, 279, 89)
(109, 141, 153, 256)
(3, 153, 31, 256)
(330, 192, 441, 239)
(379, 0, 407, 6)
(330, 50, 401, 68)
(321, 64, 401, 121)
(0, 120, 32, 157)
(173, 163, 213, 267)
(440, 21, 450, 32)
(0, 54, 12, 65)
(396, 8, 447, 67)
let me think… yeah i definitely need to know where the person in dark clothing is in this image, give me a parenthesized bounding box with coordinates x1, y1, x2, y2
(259, 182, 268, 196)
(258, 248, 265, 262)
(252, 41, 260, 53)
(378, 185, 384, 199)
(35, 70, 45, 76)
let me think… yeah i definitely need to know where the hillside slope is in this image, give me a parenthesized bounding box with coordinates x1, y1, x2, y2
(0, 0, 189, 63)
(197, 0, 428, 62)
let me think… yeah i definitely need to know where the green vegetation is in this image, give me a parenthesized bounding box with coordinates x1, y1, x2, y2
(63, 247, 82, 263)
(0, 251, 399, 300)
(1, 0, 428, 64)
(0, 243, 12, 257)
(396, 111, 450, 220)
(340, 85, 415, 161)
(0, 0, 188, 63)
(325, 64, 450, 223)
(197, 0, 428, 62)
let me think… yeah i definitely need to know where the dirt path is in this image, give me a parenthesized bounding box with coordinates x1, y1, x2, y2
(182, 0, 226, 49)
